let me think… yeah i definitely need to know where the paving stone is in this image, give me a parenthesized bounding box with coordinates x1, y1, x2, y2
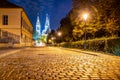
(0, 47, 120, 79)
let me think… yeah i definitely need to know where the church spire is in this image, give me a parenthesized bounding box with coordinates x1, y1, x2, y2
(36, 13, 41, 35)
(42, 13, 51, 34)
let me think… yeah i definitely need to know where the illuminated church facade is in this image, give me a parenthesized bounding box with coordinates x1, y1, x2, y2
(35, 13, 51, 46)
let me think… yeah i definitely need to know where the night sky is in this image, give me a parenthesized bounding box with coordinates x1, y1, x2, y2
(7, 0, 72, 31)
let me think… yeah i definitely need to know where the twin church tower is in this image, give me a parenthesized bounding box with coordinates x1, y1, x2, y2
(36, 13, 51, 36)
(35, 13, 51, 46)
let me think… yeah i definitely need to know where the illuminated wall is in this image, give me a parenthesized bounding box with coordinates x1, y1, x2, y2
(0, 8, 33, 47)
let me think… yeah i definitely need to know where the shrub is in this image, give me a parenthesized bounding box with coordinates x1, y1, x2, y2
(60, 37, 120, 56)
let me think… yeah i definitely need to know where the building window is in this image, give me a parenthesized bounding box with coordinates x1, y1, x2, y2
(2, 15, 8, 25)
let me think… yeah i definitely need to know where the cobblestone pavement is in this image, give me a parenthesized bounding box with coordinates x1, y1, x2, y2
(0, 47, 120, 80)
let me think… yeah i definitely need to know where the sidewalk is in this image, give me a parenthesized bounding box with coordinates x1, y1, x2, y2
(0, 47, 25, 58)
(60, 47, 120, 59)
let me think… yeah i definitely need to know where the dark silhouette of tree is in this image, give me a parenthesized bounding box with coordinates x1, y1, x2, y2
(59, 15, 74, 42)
(47, 29, 56, 43)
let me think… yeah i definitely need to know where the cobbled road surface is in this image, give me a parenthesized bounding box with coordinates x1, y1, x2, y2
(0, 47, 120, 80)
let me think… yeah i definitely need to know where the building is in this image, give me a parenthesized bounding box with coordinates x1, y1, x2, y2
(36, 13, 41, 36)
(42, 14, 51, 35)
(0, 0, 33, 47)
(35, 13, 51, 46)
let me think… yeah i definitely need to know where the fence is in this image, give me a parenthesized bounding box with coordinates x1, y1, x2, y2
(0, 29, 20, 43)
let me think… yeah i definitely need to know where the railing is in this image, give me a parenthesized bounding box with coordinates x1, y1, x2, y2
(0, 29, 20, 43)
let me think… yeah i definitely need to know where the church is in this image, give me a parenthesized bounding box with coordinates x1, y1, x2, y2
(34, 13, 51, 46)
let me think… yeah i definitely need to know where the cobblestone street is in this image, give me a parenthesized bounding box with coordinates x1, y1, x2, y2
(0, 47, 120, 80)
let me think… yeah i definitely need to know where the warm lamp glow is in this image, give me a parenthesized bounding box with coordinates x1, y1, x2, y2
(83, 13, 88, 21)
(58, 32, 61, 36)
(51, 37, 55, 40)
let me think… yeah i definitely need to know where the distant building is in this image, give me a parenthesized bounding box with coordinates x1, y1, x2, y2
(0, 0, 33, 47)
(35, 13, 51, 46)
(36, 13, 41, 36)
(42, 14, 51, 35)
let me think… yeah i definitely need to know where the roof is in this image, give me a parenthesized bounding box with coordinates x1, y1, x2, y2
(0, 0, 21, 8)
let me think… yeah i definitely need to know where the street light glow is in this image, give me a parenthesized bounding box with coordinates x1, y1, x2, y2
(58, 32, 61, 36)
(51, 37, 56, 40)
(51, 37, 54, 40)
(83, 13, 88, 21)
(83, 13, 88, 50)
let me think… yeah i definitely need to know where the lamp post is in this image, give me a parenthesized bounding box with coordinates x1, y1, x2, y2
(83, 13, 88, 49)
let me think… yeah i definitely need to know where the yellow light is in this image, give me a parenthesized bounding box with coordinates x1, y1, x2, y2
(51, 37, 55, 40)
(51, 37, 54, 40)
(58, 32, 61, 36)
(83, 13, 88, 21)
(49, 39, 52, 42)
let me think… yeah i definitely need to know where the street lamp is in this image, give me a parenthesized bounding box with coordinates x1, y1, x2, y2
(58, 32, 61, 37)
(83, 13, 88, 49)
(57, 32, 62, 47)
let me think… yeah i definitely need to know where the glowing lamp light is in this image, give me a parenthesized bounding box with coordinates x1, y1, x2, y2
(58, 32, 61, 36)
(83, 13, 89, 50)
(83, 13, 88, 21)
(52, 37, 55, 40)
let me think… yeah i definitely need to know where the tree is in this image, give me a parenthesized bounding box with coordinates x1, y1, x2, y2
(58, 0, 120, 42)
(47, 29, 56, 43)
(59, 16, 74, 42)
(71, 0, 99, 40)
(94, 0, 120, 37)
(71, 0, 120, 39)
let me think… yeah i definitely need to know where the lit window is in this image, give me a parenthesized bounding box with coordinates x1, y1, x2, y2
(2, 15, 8, 25)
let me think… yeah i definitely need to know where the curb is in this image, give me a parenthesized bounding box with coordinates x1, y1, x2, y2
(0, 49, 21, 58)
(0, 47, 29, 58)
(59, 47, 120, 58)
